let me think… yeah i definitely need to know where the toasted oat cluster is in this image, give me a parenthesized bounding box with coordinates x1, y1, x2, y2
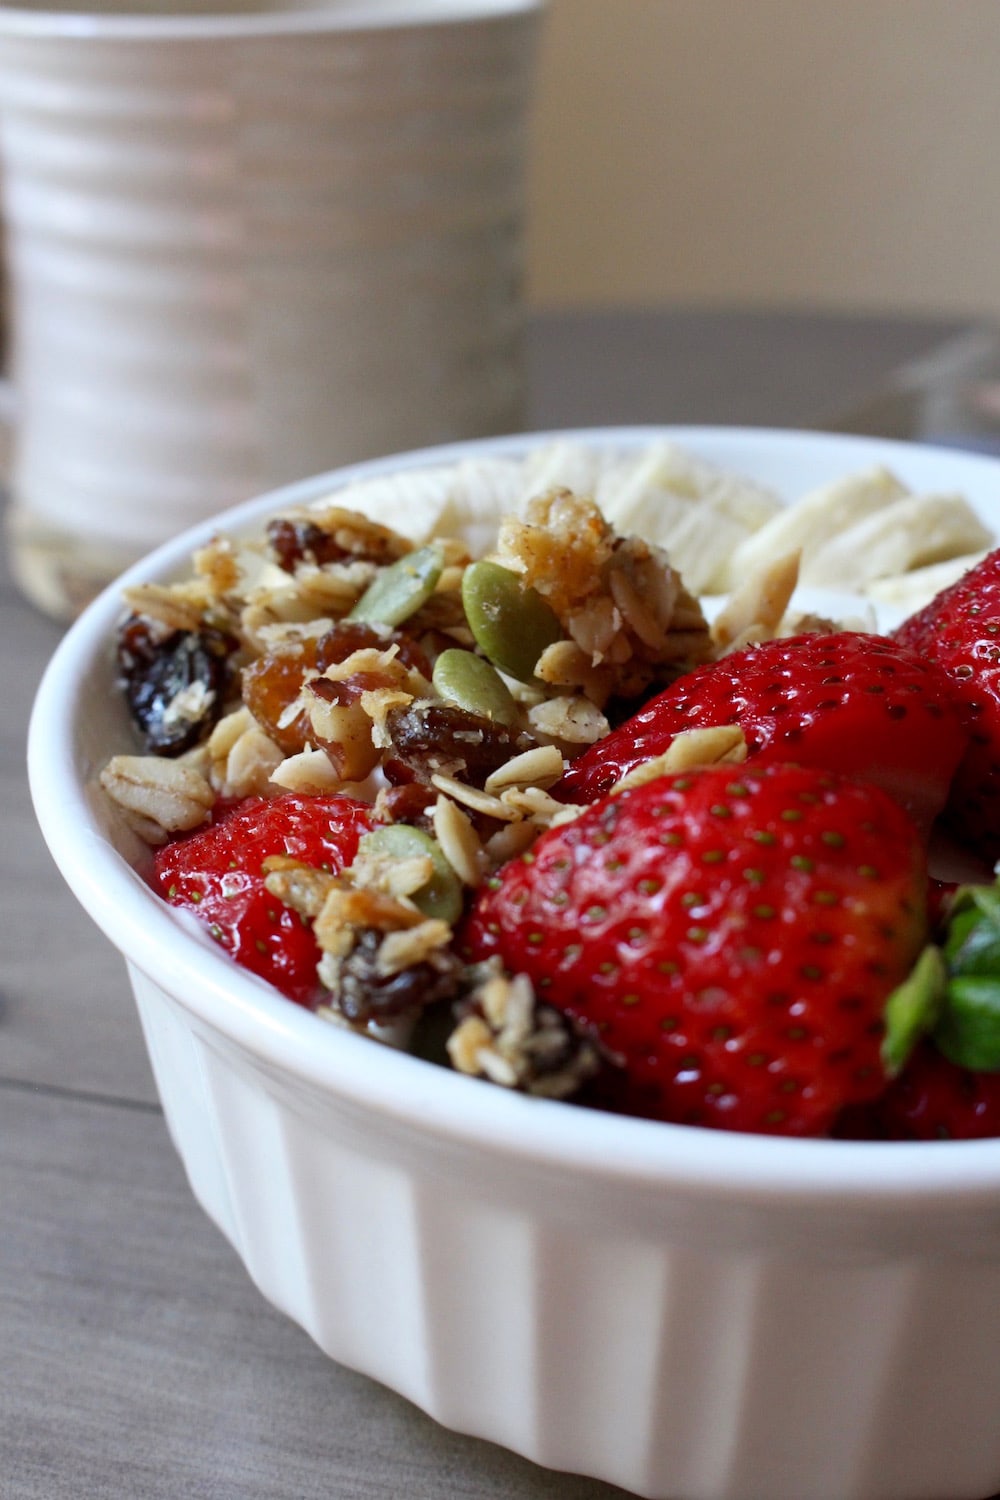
(98, 440, 993, 1104)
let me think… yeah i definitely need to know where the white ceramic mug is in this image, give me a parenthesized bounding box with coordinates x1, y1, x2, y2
(0, 0, 542, 619)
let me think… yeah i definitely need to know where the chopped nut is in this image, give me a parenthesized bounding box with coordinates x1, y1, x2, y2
(527, 694, 610, 745)
(305, 689, 379, 782)
(535, 638, 613, 706)
(221, 722, 285, 798)
(497, 488, 615, 616)
(269, 747, 345, 794)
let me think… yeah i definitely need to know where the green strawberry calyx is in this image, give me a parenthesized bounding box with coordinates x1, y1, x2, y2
(882, 877, 1000, 1077)
(881, 945, 947, 1078)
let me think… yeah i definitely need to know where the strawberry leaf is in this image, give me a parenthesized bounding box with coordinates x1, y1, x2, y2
(943, 882, 1000, 973)
(934, 976, 1000, 1073)
(882, 945, 947, 1078)
(927, 875, 1000, 1072)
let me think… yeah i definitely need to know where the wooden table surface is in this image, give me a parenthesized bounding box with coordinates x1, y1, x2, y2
(2, 306, 974, 1499)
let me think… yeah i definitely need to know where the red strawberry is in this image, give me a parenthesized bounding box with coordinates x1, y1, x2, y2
(893, 548, 1000, 858)
(558, 632, 967, 837)
(839, 1042, 1000, 1141)
(466, 763, 928, 1136)
(153, 792, 373, 1006)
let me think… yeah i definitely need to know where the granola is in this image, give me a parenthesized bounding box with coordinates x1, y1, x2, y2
(99, 438, 994, 1109)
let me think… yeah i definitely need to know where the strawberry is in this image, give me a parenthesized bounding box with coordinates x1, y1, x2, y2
(153, 792, 373, 1006)
(557, 632, 967, 837)
(839, 872, 1000, 1139)
(839, 1043, 1000, 1140)
(466, 763, 928, 1136)
(892, 548, 1000, 859)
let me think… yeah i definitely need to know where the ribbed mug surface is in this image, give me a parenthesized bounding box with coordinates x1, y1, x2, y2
(0, 1, 540, 615)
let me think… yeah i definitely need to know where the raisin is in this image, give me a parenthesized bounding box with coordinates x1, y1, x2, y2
(242, 639, 319, 753)
(266, 513, 409, 572)
(267, 518, 350, 572)
(373, 782, 437, 829)
(315, 620, 431, 678)
(117, 614, 235, 755)
(382, 701, 535, 786)
(334, 929, 465, 1022)
(308, 671, 391, 709)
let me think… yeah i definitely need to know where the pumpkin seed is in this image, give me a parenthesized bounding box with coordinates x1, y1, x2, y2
(460, 560, 563, 683)
(348, 544, 443, 627)
(356, 824, 463, 925)
(432, 648, 519, 726)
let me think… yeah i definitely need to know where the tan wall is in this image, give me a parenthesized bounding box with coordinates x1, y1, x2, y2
(526, 0, 1000, 316)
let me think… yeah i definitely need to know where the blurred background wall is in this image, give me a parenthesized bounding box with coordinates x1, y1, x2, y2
(527, 0, 1000, 317)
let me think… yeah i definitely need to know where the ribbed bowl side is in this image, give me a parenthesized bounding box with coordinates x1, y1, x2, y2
(0, 12, 536, 546)
(129, 967, 1000, 1500)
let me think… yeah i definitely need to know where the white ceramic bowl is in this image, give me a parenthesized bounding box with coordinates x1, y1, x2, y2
(28, 428, 1000, 1500)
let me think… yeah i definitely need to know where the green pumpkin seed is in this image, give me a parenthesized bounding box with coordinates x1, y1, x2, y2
(348, 544, 444, 628)
(432, 648, 520, 726)
(356, 824, 463, 925)
(460, 560, 563, 683)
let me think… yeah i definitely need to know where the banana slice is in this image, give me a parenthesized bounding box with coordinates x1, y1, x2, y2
(518, 440, 627, 503)
(653, 502, 764, 595)
(865, 550, 990, 611)
(433, 458, 527, 554)
(599, 442, 782, 527)
(801, 493, 993, 589)
(309, 465, 460, 543)
(725, 465, 908, 588)
(596, 441, 782, 591)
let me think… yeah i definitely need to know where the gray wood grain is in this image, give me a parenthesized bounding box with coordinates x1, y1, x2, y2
(1, 547, 159, 1105)
(0, 1085, 630, 1500)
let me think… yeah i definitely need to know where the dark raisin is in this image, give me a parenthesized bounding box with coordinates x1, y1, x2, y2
(267, 518, 350, 572)
(334, 929, 464, 1022)
(315, 620, 431, 678)
(117, 614, 235, 755)
(266, 512, 409, 572)
(373, 783, 437, 829)
(382, 701, 535, 786)
(307, 671, 390, 709)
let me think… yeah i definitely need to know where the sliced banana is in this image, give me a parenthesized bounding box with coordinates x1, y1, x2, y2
(864, 550, 989, 611)
(801, 493, 993, 589)
(599, 441, 782, 529)
(725, 465, 908, 587)
(307, 465, 459, 543)
(595, 441, 782, 593)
